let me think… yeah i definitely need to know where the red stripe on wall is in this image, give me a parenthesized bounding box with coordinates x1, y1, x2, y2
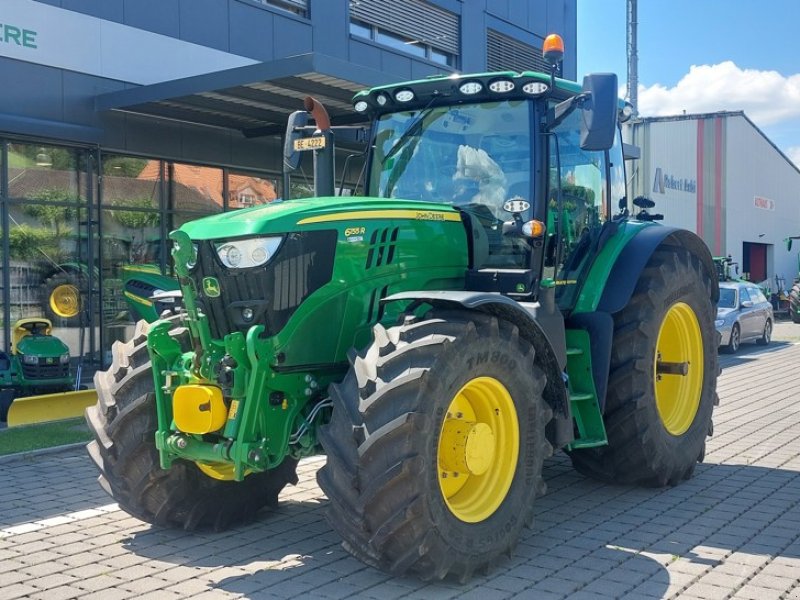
(696, 119, 704, 236)
(714, 118, 723, 255)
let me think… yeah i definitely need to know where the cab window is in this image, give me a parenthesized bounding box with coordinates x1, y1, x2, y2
(547, 108, 618, 308)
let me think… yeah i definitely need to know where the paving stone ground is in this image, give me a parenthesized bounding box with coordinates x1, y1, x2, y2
(1, 326, 799, 599)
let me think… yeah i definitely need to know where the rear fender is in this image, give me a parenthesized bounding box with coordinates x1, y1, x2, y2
(595, 226, 719, 315)
(383, 290, 574, 449)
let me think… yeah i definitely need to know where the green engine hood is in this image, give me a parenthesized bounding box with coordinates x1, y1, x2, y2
(178, 197, 463, 240)
(17, 335, 69, 357)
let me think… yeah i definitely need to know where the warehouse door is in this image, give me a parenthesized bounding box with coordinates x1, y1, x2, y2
(742, 242, 768, 282)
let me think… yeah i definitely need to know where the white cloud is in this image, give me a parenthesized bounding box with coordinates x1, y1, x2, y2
(786, 146, 800, 168)
(638, 62, 800, 126)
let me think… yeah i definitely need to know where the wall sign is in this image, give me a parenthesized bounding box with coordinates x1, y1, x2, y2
(0, 0, 257, 85)
(753, 196, 775, 211)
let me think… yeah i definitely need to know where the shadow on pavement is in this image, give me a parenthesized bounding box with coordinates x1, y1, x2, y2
(119, 458, 799, 597)
(719, 339, 795, 369)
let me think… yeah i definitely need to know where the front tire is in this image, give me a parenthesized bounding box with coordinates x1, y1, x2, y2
(317, 311, 552, 581)
(725, 323, 741, 354)
(569, 247, 717, 486)
(85, 318, 298, 530)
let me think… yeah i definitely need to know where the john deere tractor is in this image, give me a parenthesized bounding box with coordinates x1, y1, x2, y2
(86, 36, 719, 581)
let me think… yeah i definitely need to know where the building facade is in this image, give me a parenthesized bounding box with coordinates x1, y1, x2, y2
(625, 112, 800, 292)
(0, 0, 577, 372)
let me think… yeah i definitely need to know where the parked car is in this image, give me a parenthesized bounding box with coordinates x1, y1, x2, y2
(716, 281, 773, 353)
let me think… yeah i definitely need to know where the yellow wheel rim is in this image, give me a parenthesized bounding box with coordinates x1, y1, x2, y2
(654, 302, 704, 436)
(196, 462, 251, 481)
(437, 376, 519, 523)
(49, 284, 81, 318)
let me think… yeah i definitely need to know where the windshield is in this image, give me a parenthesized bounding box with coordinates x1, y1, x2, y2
(368, 100, 534, 268)
(718, 287, 737, 309)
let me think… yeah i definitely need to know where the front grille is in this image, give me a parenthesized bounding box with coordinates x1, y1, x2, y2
(190, 231, 337, 340)
(21, 362, 70, 379)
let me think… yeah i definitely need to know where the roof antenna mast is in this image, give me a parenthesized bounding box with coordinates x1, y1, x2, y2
(626, 0, 639, 117)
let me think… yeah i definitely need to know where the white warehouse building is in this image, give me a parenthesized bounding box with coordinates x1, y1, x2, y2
(625, 112, 800, 292)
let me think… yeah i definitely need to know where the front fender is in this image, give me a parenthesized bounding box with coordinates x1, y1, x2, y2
(382, 290, 574, 448)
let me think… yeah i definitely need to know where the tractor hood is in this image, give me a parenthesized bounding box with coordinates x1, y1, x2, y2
(179, 197, 462, 240)
(17, 334, 69, 357)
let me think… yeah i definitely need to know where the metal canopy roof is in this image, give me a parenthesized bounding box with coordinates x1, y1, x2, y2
(95, 53, 393, 138)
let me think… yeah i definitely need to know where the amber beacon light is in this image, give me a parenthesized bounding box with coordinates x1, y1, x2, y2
(542, 33, 564, 66)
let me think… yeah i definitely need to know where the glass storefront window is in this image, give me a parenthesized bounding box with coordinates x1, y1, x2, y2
(7, 143, 87, 204)
(168, 162, 224, 214)
(102, 154, 159, 210)
(228, 170, 278, 209)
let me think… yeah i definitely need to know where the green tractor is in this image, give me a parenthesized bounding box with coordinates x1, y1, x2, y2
(86, 38, 719, 581)
(0, 318, 72, 421)
(787, 236, 800, 323)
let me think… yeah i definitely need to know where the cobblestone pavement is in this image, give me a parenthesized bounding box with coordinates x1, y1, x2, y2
(1, 340, 799, 599)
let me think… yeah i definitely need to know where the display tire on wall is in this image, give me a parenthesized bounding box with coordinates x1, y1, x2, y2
(317, 310, 552, 581)
(85, 317, 298, 530)
(41, 272, 87, 327)
(790, 283, 800, 324)
(569, 247, 718, 487)
(725, 323, 740, 354)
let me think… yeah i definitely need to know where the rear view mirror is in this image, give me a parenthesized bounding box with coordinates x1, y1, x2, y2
(741, 300, 753, 309)
(283, 110, 309, 172)
(579, 73, 618, 151)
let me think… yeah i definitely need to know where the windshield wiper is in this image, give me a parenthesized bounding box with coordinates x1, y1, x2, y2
(381, 105, 437, 165)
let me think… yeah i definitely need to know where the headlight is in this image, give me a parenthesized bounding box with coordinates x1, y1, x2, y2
(22, 354, 38, 365)
(60, 354, 70, 364)
(215, 237, 283, 269)
(714, 319, 724, 327)
(187, 243, 199, 269)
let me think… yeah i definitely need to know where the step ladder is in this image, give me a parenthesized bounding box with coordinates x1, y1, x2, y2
(565, 329, 607, 450)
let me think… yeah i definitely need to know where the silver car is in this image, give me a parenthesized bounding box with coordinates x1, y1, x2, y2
(716, 281, 773, 353)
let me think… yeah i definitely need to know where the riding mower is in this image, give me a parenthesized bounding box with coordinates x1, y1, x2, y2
(0, 318, 73, 422)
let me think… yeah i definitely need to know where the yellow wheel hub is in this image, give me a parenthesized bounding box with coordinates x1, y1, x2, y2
(654, 301, 704, 436)
(437, 376, 519, 523)
(49, 284, 81, 318)
(196, 462, 237, 481)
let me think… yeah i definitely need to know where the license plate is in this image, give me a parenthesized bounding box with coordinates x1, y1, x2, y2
(294, 136, 326, 151)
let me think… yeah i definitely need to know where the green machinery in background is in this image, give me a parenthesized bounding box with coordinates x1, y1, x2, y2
(787, 236, 800, 323)
(86, 35, 719, 581)
(0, 318, 73, 421)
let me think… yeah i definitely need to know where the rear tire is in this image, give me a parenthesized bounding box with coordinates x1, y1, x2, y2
(569, 247, 717, 486)
(85, 318, 298, 530)
(317, 311, 552, 581)
(789, 283, 800, 324)
(756, 319, 772, 346)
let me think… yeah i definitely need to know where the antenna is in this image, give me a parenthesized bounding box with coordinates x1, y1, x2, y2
(626, 0, 639, 117)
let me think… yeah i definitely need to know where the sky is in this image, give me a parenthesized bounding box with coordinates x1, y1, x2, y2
(576, 0, 800, 165)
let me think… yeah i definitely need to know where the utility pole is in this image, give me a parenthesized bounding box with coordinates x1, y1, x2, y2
(626, 0, 639, 117)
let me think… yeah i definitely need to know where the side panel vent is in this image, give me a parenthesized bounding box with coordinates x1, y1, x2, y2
(366, 285, 390, 324)
(365, 227, 400, 269)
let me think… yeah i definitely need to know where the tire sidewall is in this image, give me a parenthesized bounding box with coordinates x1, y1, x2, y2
(420, 332, 545, 556)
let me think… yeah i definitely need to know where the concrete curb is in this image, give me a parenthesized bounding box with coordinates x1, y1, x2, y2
(0, 441, 86, 465)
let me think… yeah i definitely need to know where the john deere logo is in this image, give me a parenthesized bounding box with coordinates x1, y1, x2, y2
(203, 277, 221, 297)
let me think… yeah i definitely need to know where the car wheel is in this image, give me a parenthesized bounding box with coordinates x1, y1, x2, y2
(725, 323, 740, 354)
(756, 319, 772, 346)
